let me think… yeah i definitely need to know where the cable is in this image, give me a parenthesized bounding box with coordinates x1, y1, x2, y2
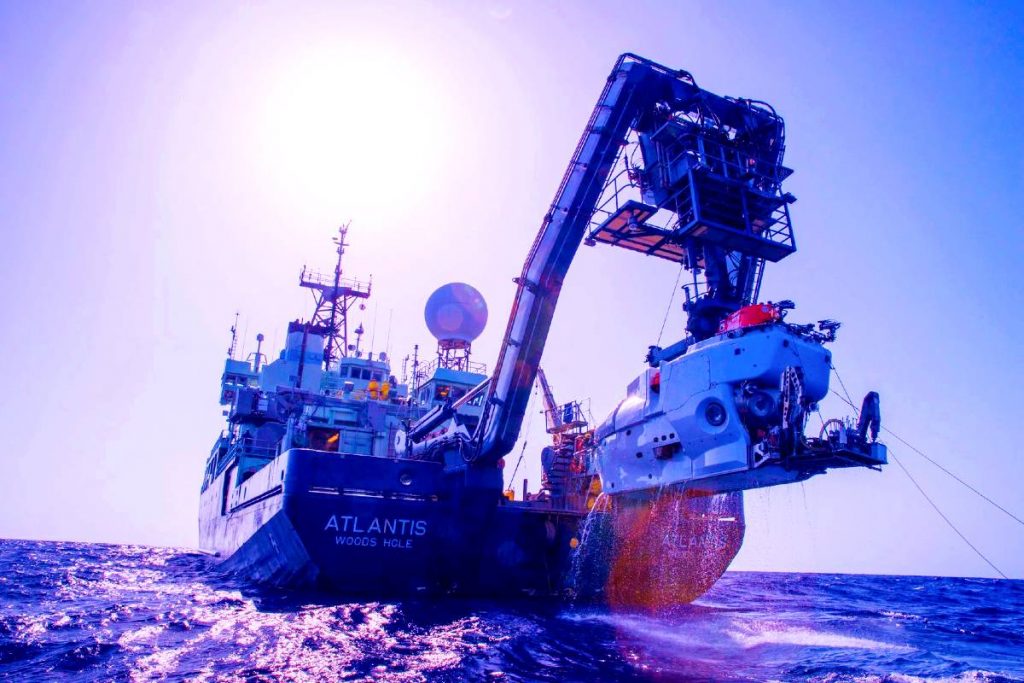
(831, 362, 1015, 577)
(829, 388, 1024, 530)
(656, 264, 686, 346)
(509, 383, 541, 486)
(890, 450, 1008, 579)
(830, 363, 856, 408)
(509, 446, 526, 486)
(882, 428, 1024, 530)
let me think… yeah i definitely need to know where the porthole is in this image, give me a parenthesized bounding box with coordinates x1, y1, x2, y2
(705, 401, 727, 427)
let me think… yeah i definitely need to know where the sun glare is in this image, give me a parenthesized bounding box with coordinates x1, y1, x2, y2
(261, 47, 450, 214)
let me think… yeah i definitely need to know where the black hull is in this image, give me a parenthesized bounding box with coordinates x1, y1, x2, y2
(199, 449, 594, 598)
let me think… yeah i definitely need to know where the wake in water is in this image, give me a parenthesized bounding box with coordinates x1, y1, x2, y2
(1, 539, 1022, 682)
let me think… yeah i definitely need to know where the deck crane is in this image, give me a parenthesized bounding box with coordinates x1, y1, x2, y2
(536, 367, 588, 437)
(537, 367, 562, 435)
(533, 367, 597, 505)
(409, 53, 884, 498)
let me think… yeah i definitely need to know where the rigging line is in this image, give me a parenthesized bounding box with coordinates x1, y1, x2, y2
(884, 428, 1024, 529)
(509, 383, 540, 485)
(657, 263, 686, 346)
(239, 316, 250, 363)
(830, 363, 856, 408)
(369, 301, 379, 354)
(829, 390, 857, 412)
(384, 308, 394, 360)
(890, 450, 1008, 579)
(830, 389, 1024, 530)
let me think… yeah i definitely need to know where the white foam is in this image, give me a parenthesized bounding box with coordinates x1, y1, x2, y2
(563, 610, 913, 655)
(727, 622, 912, 652)
(839, 670, 1021, 683)
(880, 610, 925, 622)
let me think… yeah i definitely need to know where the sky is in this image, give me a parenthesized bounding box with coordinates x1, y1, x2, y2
(1, 0, 1022, 579)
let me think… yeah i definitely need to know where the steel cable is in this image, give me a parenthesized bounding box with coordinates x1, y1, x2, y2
(828, 375, 1024, 529)
(656, 264, 686, 346)
(890, 451, 1008, 579)
(829, 366, 1015, 578)
(509, 383, 541, 486)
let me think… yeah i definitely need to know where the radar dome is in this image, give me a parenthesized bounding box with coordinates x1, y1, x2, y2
(424, 283, 488, 343)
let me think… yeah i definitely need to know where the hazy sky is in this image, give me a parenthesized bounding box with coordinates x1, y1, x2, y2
(1, 1, 1022, 578)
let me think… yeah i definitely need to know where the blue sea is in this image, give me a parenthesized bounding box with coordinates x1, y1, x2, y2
(1, 539, 1020, 682)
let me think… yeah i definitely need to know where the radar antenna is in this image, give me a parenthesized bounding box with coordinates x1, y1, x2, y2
(423, 283, 488, 372)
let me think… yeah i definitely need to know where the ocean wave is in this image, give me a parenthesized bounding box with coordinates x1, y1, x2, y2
(0, 540, 1021, 682)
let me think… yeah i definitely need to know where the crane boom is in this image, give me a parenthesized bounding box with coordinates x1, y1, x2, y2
(473, 54, 693, 464)
(535, 367, 561, 434)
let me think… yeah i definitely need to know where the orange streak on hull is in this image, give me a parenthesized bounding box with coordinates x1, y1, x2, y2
(606, 491, 745, 611)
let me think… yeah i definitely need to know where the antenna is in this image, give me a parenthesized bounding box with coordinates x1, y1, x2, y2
(369, 301, 379, 356)
(411, 344, 420, 396)
(327, 222, 349, 365)
(384, 308, 394, 360)
(238, 316, 249, 363)
(253, 333, 265, 372)
(227, 311, 240, 359)
(354, 323, 365, 357)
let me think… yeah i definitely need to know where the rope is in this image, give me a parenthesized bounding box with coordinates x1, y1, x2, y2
(882, 427, 1024, 530)
(656, 264, 686, 346)
(830, 363, 856, 408)
(890, 451, 1008, 579)
(829, 388, 1024, 529)
(828, 365, 1014, 578)
(509, 383, 540, 485)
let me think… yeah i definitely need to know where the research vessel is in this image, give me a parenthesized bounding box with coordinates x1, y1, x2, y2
(199, 54, 886, 602)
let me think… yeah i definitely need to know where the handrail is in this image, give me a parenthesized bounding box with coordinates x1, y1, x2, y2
(417, 357, 488, 378)
(299, 267, 372, 294)
(227, 440, 278, 461)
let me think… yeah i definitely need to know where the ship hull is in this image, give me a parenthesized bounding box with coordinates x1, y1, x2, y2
(200, 449, 593, 597)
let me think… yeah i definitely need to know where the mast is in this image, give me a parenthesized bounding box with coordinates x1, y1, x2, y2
(227, 311, 240, 359)
(536, 367, 563, 434)
(326, 223, 348, 367)
(299, 225, 372, 370)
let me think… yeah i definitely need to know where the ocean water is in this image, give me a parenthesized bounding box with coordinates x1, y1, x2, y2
(1, 539, 1021, 682)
